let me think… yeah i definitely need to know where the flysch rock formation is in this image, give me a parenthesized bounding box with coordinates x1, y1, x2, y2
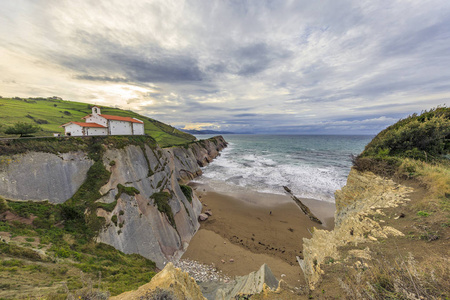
(170, 136, 228, 183)
(110, 262, 207, 300)
(200, 263, 280, 300)
(298, 168, 413, 289)
(0, 151, 93, 203)
(112, 262, 281, 300)
(0, 136, 227, 269)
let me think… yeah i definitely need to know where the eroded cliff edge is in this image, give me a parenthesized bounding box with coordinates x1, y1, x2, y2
(298, 168, 413, 289)
(0, 135, 227, 268)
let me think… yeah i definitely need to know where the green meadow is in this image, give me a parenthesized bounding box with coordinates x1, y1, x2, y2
(0, 97, 195, 147)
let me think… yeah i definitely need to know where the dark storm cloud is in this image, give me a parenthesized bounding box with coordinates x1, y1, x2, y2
(55, 32, 203, 84)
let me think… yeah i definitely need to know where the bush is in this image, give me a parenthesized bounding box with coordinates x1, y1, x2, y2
(115, 184, 140, 200)
(0, 196, 9, 213)
(150, 192, 176, 228)
(361, 107, 450, 161)
(180, 185, 193, 203)
(111, 215, 118, 226)
(4, 122, 41, 137)
(354, 107, 450, 176)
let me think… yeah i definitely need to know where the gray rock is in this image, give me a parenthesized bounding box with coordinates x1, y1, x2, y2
(0, 151, 93, 203)
(198, 213, 209, 221)
(199, 264, 279, 300)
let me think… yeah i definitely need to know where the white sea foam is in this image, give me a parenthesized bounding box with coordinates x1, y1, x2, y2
(196, 151, 344, 202)
(193, 135, 370, 203)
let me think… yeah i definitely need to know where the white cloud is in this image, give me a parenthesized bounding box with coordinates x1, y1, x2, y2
(0, 0, 449, 133)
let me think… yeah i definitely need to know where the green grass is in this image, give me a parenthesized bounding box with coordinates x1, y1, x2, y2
(0, 97, 195, 147)
(0, 199, 157, 296)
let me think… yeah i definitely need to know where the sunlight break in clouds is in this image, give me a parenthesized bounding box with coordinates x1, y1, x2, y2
(0, 0, 449, 134)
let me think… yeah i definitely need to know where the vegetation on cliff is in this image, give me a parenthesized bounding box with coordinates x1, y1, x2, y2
(0, 197, 156, 298)
(0, 97, 195, 147)
(354, 107, 449, 175)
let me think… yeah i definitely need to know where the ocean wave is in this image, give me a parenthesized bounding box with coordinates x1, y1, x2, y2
(194, 135, 370, 203)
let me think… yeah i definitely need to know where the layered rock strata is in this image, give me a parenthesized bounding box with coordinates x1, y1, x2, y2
(0, 136, 227, 268)
(298, 168, 413, 289)
(0, 151, 93, 203)
(110, 262, 206, 300)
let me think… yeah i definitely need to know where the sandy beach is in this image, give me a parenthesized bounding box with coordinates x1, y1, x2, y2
(182, 184, 335, 287)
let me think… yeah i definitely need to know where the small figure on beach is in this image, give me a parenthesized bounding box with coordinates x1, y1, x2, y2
(269, 211, 272, 215)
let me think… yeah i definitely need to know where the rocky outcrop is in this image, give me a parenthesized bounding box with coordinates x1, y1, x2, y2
(204, 263, 279, 300)
(298, 168, 413, 289)
(112, 263, 280, 300)
(0, 136, 227, 269)
(110, 262, 206, 300)
(169, 136, 228, 183)
(95, 143, 202, 268)
(96, 137, 226, 268)
(0, 151, 93, 203)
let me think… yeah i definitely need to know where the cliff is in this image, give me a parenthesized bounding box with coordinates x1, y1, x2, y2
(110, 263, 206, 300)
(299, 108, 450, 297)
(0, 135, 227, 268)
(112, 262, 281, 300)
(298, 168, 413, 289)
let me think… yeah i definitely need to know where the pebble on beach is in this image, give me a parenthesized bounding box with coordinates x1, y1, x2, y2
(173, 259, 231, 283)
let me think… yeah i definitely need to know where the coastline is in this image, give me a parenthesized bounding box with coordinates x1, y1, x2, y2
(181, 183, 335, 287)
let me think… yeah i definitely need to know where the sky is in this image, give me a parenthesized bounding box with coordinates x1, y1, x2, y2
(1, 0, 449, 134)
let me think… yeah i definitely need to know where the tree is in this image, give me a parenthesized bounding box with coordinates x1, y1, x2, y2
(4, 122, 41, 137)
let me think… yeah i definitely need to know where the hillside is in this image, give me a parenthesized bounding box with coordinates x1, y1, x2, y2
(0, 135, 227, 299)
(0, 97, 195, 147)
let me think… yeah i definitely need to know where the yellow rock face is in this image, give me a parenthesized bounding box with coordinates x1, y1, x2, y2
(299, 168, 413, 290)
(110, 262, 206, 300)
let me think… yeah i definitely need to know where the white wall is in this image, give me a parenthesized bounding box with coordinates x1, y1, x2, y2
(133, 123, 145, 135)
(109, 120, 133, 135)
(86, 127, 108, 136)
(64, 123, 83, 136)
(85, 115, 107, 127)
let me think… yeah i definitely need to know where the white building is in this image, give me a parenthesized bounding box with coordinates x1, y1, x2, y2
(61, 106, 145, 136)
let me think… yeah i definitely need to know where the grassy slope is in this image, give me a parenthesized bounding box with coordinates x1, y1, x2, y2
(0, 136, 163, 299)
(0, 97, 195, 147)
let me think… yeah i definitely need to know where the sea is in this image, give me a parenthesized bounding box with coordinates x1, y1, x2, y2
(193, 134, 373, 203)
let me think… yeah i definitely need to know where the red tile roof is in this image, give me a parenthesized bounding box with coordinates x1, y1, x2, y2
(61, 122, 107, 128)
(82, 114, 144, 124)
(100, 114, 144, 124)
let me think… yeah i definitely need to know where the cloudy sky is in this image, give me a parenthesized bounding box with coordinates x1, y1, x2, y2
(1, 1, 449, 134)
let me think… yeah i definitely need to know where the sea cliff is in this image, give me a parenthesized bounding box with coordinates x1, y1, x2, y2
(298, 168, 413, 289)
(0, 135, 227, 268)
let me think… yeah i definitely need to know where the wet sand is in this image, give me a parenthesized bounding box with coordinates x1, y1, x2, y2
(181, 184, 335, 287)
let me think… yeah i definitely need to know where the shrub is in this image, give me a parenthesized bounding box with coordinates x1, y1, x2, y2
(0, 196, 9, 213)
(360, 107, 450, 161)
(111, 215, 118, 226)
(4, 122, 41, 137)
(417, 211, 431, 217)
(354, 107, 450, 176)
(115, 184, 140, 200)
(150, 192, 176, 228)
(180, 185, 193, 203)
